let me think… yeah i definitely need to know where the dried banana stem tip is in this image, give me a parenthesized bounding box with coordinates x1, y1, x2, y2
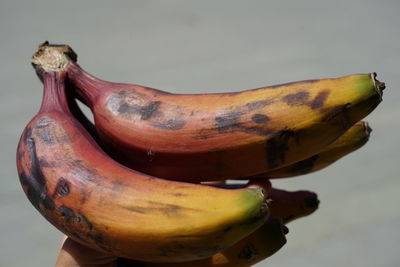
(371, 72, 385, 98)
(362, 121, 372, 135)
(31, 41, 77, 76)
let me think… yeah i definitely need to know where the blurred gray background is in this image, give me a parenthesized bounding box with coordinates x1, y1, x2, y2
(1, 0, 399, 266)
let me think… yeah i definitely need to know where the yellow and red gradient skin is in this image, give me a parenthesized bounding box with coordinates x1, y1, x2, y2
(65, 62, 383, 182)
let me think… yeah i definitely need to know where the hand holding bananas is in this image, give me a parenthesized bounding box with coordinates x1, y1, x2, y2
(17, 42, 384, 265)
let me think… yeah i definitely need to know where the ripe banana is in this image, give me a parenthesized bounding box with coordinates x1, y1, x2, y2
(263, 121, 371, 178)
(118, 218, 288, 267)
(31, 42, 385, 182)
(127, 187, 319, 267)
(203, 121, 371, 180)
(66, 94, 371, 181)
(16, 71, 268, 262)
(67, 93, 371, 181)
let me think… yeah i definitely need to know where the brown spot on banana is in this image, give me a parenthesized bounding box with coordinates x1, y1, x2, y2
(244, 99, 274, 111)
(215, 112, 273, 136)
(282, 91, 310, 106)
(282, 90, 330, 110)
(108, 90, 161, 120)
(58, 205, 93, 230)
(215, 112, 242, 132)
(23, 138, 56, 212)
(109, 89, 188, 130)
(117, 101, 161, 120)
(310, 90, 330, 109)
(152, 117, 187, 130)
(215, 99, 274, 132)
(265, 130, 298, 169)
(251, 114, 270, 124)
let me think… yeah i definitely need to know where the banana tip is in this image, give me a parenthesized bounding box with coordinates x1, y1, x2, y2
(371, 72, 385, 98)
(282, 225, 289, 235)
(304, 196, 320, 209)
(362, 121, 372, 135)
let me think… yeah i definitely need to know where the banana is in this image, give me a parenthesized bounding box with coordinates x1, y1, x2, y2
(118, 218, 288, 267)
(32, 42, 385, 182)
(202, 121, 371, 180)
(68, 92, 372, 181)
(119, 186, 317, 267)
(263, 121, 371, 178)
(67, 92, 372, 181)
(16, 71, 269, 262)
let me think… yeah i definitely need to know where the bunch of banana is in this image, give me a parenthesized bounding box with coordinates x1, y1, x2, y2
(16, 41, 385, 265)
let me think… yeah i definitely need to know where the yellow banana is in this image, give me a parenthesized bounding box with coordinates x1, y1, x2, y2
(126, 187, 319, 267)
(265, 121, 371, 178)
(120, 218, 287, 267)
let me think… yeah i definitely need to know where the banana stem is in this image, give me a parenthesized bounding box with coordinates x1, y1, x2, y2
(65, 62, 108, 107)
(371, 72, 385, 98)
(31, 41, 77, 80)
(39, 72, 70, 114)
(31, 41, 104, 108)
